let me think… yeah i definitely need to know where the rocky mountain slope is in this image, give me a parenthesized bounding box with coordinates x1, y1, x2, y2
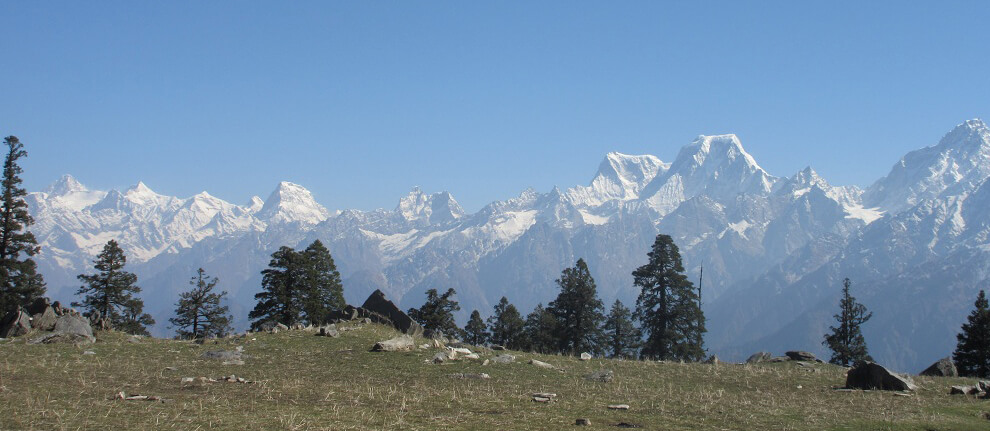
(26, 119, 990, 372)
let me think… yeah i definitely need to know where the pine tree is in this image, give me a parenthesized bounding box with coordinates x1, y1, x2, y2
(604, 299, 640, 359)
(633, 234, 706, 361)
(170, 268, 232, 339)
(954, 289, 990, 378)
(299, 240, 345, 325)
(0, 135, 45, 314)
(487, 296, 526, 350)
(464, 310, 489, 346)
(407, 288, 462, 338)
(250, 246, 303, 330)
(73, 240, 151, 334)
(547, 258, 605, 354)
(823, 278, 873, 366)
(523, 303, 558, 354)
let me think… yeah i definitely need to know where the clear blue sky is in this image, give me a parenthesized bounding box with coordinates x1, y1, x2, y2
(2, 1, 988, 212)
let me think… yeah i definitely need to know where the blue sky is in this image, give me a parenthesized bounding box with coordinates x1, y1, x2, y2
(2, 1, 988, 211)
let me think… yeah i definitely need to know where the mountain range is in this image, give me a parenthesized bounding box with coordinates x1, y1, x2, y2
(26, 119, 990, 372)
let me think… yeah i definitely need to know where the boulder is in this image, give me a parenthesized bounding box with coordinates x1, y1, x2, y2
(31, 306, 57, 331)
(585, 369, 614, 383)
(746, 352, 772, 363)
(361, 290, 423, 336)
(371, 334, 415, 352)
(30, 314, 95, 344)
(529, 359, 556, 370)
(949, 385, 978, 395)
(845, 361, 917, 391)
(785, 351, 817, 362)
(919, 357, 958, 377)
(318, 324, 339, 338)
(0, 309, 32, 338)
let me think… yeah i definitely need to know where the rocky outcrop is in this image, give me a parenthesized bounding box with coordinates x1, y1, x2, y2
(360, 290, 423, 336)
(919, 357, 958, 377)
(29, 314, 95, 345)
(31, 307, 57, 331)
(845, 362, 917, 391)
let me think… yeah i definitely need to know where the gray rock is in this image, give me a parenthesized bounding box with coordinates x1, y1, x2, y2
(0, 309, 31, 338)
(845, 361, 917, 391)
(371, 334, 415, 352)
(318, 324, 339, 338)
(746, 352, 772, 363)
(607, 404, 631, 410)
(490, 354, 516, 364)
(785, 351, 817, 362)
(585, 369, 614, 383)
(919, 357, 958, 377)
(432, 351, 450, 363)
(201, 350, 243, 361)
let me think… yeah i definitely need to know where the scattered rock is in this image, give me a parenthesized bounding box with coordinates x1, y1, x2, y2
(0, 309, 32, 338)
(580, 352, 592, 361)
(371, 334, 415, 352)
(490, 354, 516, 364)
(450, 373, 490, 380)
(920, 357, 958, 377)
(361, 290, 424, 336)
(746, 352, 772, 363)
(576, 418, 591, 426)
(845, 361, 917, 391)
(785, 351, 817, 362)
(201, 350, 243, 361)
(529, 359, 557, 370)
(607, 404, 630, 410)
(585, 369, 614, 383)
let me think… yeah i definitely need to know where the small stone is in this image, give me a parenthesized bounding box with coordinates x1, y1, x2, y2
(529, 359, 556, 370)
(532, 392, 557, 399)
(491, 344, 506, 351)
(114, 391, 126, 400)
(575, 418, 591, 426)
(164, 367, 178, 371)
(796, 385, 803, 389)
(450, 373, 490, 380)
(580, 352, 592, 361)
(491, 354, 516, 364)
(533, 396, 551, 403)
(125, 395, 149, 401)
(463, 353, 480, 360)
(432, 351, 450, 364)
(607, 404, 630, 410)
(82, 350, 96, 355)
(585, 369, 614, 383)
(222, 359, 245, 365)
(418, 343, 431, 350)
(181, 377, 194, 384)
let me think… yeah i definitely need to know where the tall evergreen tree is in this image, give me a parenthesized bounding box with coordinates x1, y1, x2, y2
(250, 246, 304, 329)
(633, 234, 706, 361)
(523, 303, 558, 354)
(170, 268, 232, 339)
(604, 299, 640, 359)
(0, 135, 45, 313)
(547, 258, 605, 354)
(823, 278, 873, 366)
(299, 240, 345, 325)
(464, 310, 489, 346)
(73, 240, 152, 334)
(407, 288, 462, 338)
(954, 289, 990, 378)
(487, 296, 526, 350)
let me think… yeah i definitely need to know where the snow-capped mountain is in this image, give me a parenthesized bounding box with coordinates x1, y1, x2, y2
(26, 119, 990, 373)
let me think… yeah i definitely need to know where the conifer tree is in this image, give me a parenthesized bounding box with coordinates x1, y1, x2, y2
(487, 296, 526, 350)
(604, 299, 640, 359)
(523, 303, 558, 354)
(954, 289, 990, 378)
(0, 135, 45, 313)
(823, 278, 873, 366)
(249, 246, 303, 329)
(633, 234, 706, 361)
(299, 240, 345, 325)
(464, 310, 489, 346)
(74, 240, 152, 334)
(407, 288, 462, 338)
(170, 268, 232, 339)
(547, 258, 605, 354)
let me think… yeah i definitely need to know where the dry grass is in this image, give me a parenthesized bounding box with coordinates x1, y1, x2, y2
(1, 324, 988, 430)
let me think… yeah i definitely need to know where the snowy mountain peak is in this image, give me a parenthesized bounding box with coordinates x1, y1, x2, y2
(45, 174, 88, 196)
(245, 196, 264, 212)
(865, 118, 990, 213)
(398, 187, 465, 224)
(257, 181, 330, 225)
(566, 152, 667, 207)
(684, 134, 764, 172)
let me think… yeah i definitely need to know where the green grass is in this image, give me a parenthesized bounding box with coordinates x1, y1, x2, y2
(1, 323, 988, 430)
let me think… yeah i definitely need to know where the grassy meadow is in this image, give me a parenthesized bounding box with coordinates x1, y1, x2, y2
(1, 322, 988, 430)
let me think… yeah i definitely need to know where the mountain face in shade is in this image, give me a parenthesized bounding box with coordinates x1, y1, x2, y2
(26, 119, 990, 373)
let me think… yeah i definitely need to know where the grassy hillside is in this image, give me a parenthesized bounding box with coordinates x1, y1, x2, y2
(1, 322, 988, 430)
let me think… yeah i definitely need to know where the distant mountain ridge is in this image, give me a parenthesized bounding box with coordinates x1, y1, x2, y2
(26, 119, 990, 372)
